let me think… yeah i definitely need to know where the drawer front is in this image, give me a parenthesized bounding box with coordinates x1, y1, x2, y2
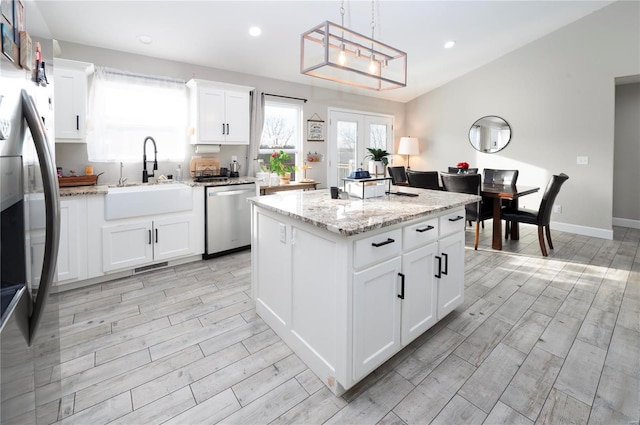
(403, 218, 439, 251)
(439, 208, 466, 237)
(354, 228, 402, 269)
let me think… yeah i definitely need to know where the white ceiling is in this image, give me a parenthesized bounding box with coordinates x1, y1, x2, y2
(28, 0, 613, 103)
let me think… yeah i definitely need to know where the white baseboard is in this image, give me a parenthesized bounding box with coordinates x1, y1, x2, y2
(613, 217, 640, 229)
(550, 221, 613, 240)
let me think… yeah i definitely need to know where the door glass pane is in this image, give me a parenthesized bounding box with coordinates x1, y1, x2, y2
(369, 123, 387, 150)
(337, 121, 357, 183)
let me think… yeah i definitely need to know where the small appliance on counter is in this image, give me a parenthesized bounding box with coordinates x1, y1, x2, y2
(229, 156, 241, 178)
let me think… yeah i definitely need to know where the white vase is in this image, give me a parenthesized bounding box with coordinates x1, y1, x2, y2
(368, 160, 385, 176)
(269, 172, 280, 186)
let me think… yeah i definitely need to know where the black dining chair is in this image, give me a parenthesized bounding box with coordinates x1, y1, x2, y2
(388, 166, 408, 185)
(482, 168, 520, 227)
(441, 173, 492, 250)
(447, 167, 479, 174)
(502, 173, 569, 257)
(483, 168, 519, 185)
(406, 170, 440, 190)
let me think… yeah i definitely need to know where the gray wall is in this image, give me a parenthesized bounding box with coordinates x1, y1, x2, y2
(614, 82, 640, 225)
(405, 1, 639, 238)
(54, 42, 406, 187)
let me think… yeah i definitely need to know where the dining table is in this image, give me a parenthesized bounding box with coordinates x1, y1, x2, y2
(481, 183, 540, 250)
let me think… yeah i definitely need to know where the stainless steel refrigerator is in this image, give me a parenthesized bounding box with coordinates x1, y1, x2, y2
(1, 36, 61, 424)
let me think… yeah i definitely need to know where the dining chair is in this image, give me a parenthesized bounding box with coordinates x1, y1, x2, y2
(447, 167, 479, 174)
(388, 166, 408, 185)
(483, 168, 519, 185)
(482, 168, 520, 227)
(440, 173, 492, 250)
(502, 173, 569, 256)
(406, 170, 440, 190)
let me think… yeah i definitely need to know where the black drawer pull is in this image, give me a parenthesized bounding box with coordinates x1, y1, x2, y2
(448, 215, 464, 222)
(226, 123, 230, 134)
(398, 273, 405, 299)
(416, 225, 434, 233)
(371, 238, 395, 248)
(222, 123, 226, 135)
(435, 256, 442, 278)
(76, 115, 79, 130)
(148, 230, 152, 245)
(155, 228, 158, 243)
(442, 253, 449, 275)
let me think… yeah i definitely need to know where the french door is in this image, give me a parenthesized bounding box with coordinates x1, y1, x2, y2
(327, 110, 394, 187)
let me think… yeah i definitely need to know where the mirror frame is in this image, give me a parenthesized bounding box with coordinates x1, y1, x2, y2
(468, 115, 512, 153)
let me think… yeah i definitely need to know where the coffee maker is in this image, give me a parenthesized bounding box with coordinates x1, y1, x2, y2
(229, 156, 241, 177)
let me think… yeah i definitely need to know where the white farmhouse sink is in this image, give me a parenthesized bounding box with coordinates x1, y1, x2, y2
(104, 183, 193, 220)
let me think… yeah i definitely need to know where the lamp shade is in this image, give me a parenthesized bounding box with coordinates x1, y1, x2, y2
(398, 137, 419, 155)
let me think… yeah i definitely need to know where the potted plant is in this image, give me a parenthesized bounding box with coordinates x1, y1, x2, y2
(269, 150, 298, 185)
(364, 148, 390, 176)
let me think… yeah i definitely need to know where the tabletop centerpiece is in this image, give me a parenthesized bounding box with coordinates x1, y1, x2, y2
(456, 161, 470, 173)
(364, 148, 390, 177)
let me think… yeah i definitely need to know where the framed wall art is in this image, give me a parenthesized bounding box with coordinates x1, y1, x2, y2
(1, 22, 15, 62)
(307, 113, 324, 142)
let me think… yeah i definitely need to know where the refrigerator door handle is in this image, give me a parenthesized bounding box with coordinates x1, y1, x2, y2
(21, 89, 60, 346)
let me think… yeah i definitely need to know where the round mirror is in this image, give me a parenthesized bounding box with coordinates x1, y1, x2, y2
(469, 115, 512, 153)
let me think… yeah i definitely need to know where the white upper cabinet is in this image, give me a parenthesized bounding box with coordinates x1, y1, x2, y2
(187, 79, 253, 145)
(54, 59, 93, 142)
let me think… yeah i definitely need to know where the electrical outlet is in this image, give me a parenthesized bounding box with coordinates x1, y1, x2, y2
(553, 205, 562, 213)
(577, 156, 589, 165)
(279, 223, 286, 243)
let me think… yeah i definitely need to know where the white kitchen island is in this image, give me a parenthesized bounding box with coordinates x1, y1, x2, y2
(249, 188, 480, 396)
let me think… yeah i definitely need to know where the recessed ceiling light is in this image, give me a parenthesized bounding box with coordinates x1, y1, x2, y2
(249, 26, 262, 37)
(138, 35, 153, 45)
(444, 40, 456, 49)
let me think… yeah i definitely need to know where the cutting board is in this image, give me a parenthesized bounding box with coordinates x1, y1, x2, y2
(189, 157, 220, 177)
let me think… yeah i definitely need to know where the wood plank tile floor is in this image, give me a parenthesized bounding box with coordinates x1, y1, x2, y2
(38, 223, 639, 425)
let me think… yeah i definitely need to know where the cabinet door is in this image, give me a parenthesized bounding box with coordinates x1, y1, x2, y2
(436, 231, 465, 319)
(353, 257, 402, 380)
(224, 90, 250, 144)
(102, 221, 153, 272)
(54, 69, 85, 140)
(198, 87, 226, 142)
(153, 216, 193, 261)
(56, 199, 79, 282)
(401, 242, 438, 345)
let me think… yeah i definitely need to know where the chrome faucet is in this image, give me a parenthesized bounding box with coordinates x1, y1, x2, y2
(118, 162, 127, 186)
(142, 136, 158, 183)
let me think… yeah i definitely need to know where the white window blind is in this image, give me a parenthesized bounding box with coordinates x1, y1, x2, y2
(86, 67, 187, 162)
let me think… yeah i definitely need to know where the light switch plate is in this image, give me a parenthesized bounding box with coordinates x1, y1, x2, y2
(577, 156, 589, 165)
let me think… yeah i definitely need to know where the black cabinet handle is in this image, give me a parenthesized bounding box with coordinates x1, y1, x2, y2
(398, 273, 405, 299)
(435, 256, 442, 278)
(226, 123, 229, 134)
(448, 215, 464, 222)
(371, 238, 395, 248)
(155, 228, 158, 243)
(416, 225, 434, 233)
(148, 230, 152, 245)
(222, 123, 226, 135)
(76, 115, 79, 130)
(442, 253, 449, 275)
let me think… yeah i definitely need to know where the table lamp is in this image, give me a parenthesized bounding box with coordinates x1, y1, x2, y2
(398, 137, 419, 169)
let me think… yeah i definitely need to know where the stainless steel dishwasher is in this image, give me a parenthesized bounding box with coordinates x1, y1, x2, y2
(205, 183, 256, 257)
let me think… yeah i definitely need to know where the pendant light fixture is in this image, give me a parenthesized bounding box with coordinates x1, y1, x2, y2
(300, 0, 407, 91)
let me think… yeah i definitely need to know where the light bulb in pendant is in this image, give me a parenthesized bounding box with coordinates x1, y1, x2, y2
(338, 44, 347, 66)
(369, 58, 377, 74)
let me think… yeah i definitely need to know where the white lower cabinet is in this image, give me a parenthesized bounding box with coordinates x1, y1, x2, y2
(102, 215, 194, 272)
(253, 206, 466, 395)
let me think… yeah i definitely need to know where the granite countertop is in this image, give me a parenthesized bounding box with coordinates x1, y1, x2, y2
(248, 187, 481, 236)
(59, 176, 259, 197)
